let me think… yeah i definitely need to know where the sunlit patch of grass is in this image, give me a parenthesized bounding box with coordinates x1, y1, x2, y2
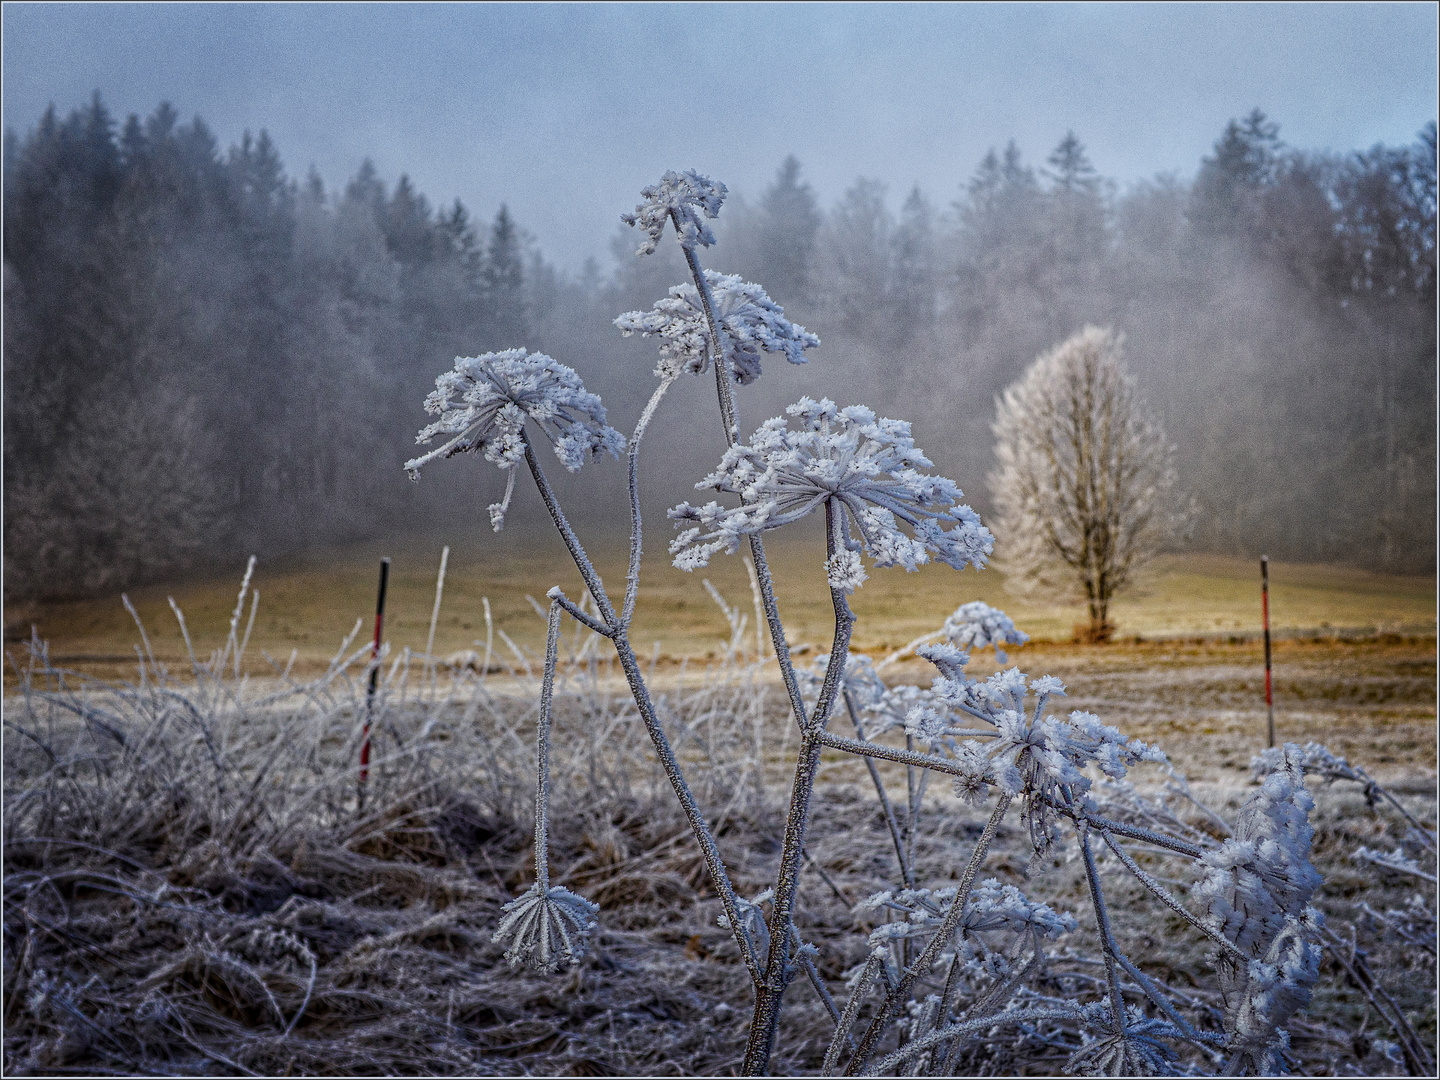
(5, 528, 1434, 686)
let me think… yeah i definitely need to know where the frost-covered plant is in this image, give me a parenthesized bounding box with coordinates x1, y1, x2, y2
(404, 170, 1332, 1077)
(990, 326, 1179, 642)
(621, 169, 727, 254)
(669, 397, 993, 592)
(615, 270, 819, 383)
(491, 600, 599, 972)
(1195, 748, 1324, 1074)
(940, 600, 1028, 662)
(1253, 742, 1437, 1073)
(404, 348, 625, 529)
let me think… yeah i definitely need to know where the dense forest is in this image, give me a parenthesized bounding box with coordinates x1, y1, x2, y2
(4, 96, 1435, 600)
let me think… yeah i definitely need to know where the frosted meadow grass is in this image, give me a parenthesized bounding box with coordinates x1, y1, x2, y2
(2, 573, 1434, 1074)
(3, 172, 1433, 1077)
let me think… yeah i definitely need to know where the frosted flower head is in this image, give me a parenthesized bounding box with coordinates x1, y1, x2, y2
(961, 879, 1077, 941)
(404, 349, 625, 529)
(669, 398, 993, 587)
(951, 741, 996, 806)
(863, 683, 934, 737)
(491, 883, 600, 973)
(918, 663, 1162, 854)
(622, 170, 727, 254)
(941, 601, 1029, 663)
(615, 271, 819, 383)
(1068, 1002, 1180, 1077)
(1196, 745, 1321, 961)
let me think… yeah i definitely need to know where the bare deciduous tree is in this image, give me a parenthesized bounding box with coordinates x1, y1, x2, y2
(990, 325, 1177, 642)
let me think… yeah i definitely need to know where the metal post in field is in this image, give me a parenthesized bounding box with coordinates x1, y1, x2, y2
(1261, 555, 1274, 748)
(359, 557, 391, 806)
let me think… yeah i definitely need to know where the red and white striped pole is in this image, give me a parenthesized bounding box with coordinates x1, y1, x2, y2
(360, 557, 390, 804)
(1261, 555, 1274, 748)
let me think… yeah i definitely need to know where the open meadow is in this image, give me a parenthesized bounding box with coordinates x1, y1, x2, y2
(3, 547, 1435, 1075)
(7, 533, 1435, 677)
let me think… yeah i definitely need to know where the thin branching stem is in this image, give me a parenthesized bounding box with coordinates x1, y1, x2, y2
(743, 501, 856, 1074)
(547, 588, 611, 637)
(1078, 826, 1128, 1032)
(621, 375, 677, 630)
(844, 691, 910, 886)
(522, 432, 761, 981)
(673, 224, 810, 737)
(532, 600, 562, 890)
(824, 951, 883, 1074)
(817, 731, 967, 777)
(844, 793, 1013, 1076)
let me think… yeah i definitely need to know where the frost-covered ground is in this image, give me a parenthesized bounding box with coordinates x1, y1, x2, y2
(3, 633, 1433, 1075)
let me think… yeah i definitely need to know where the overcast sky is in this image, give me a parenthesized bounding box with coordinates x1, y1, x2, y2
(4, 3, 1436, 271)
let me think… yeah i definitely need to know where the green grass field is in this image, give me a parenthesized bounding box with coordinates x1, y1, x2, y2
(6, 528, 1434, 679)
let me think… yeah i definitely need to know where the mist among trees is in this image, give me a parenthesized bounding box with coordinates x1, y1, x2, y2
(4, 98, 1435, 600)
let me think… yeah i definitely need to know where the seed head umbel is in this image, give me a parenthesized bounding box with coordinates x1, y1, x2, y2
(669, 397, 993, 589)
(621, 170, 727, 254)
(404, 349, 624, 529)
(615, 271, 819, 383)
(492, 883, 600, 974)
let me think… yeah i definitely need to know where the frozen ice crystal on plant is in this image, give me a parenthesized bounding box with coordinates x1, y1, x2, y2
(824, 547, 868, 593)
(951, 741, 996, 806)
(716, 888, 774, 965)
(941, 600, 1029, 662)
(404, 349, 625, 529)
(669, 397, 992, 582)
(1067, 1001, 1181, 1077)
(615, 271, 819, 384)
(622, 170, 727, 254)
(1195, 745, 1323, 1074)
(1196, 746, 1322, 958)
(961, 878, 1076, 940)
(492, 883, 600, 973)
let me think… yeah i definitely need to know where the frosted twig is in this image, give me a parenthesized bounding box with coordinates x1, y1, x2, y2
(844, 690, 911, 886)
(424, 546, 449, 682)
(547, 587, 611, 637)
(1078, 826, 1128, 1032)
(844, 794, 1013, 1075)
(621, 375, 677, 630)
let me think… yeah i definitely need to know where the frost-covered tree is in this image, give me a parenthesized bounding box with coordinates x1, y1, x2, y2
(990, 325, 1176, 641)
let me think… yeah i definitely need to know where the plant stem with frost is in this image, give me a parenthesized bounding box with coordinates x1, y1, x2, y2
(520, 432, 761, 981)
(533, 599, 562, 889)
(742, 501, 856, 1075)
(674, 227, 811, 736)
(844, 794, 1013, 1075)
(621, 375, 677, 630)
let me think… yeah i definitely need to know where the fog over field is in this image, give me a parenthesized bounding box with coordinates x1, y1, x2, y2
(2, 5, 1436, 602)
